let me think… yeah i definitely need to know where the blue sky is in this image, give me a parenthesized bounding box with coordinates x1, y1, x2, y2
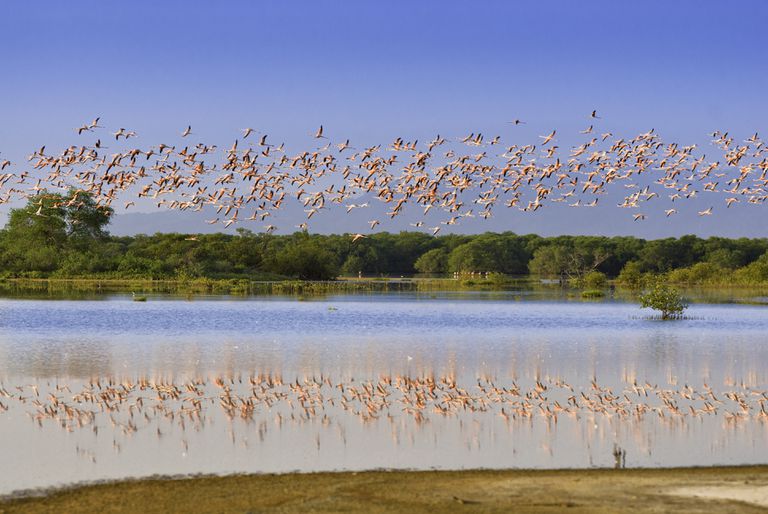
(1, 1, 767, 237)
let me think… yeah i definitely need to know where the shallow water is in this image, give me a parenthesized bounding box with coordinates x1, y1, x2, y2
(0, 292, 767, 495)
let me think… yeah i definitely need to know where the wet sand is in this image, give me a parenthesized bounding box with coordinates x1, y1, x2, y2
(2, 466, 767, 513)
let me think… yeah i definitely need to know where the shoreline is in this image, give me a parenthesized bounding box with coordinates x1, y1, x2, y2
(1, 276, 768, 296)
(2, 466, 767, 513)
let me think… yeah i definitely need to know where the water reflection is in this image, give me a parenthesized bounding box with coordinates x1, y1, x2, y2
(0, 294, 766, 495)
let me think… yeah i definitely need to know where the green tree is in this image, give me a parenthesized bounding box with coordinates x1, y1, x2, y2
(528, 245, 572, 280)
(389, 231, 436, 273)
(270, 233, 339, 280)
(414, 248, 449, 273)
(639, 282, 687, 320)
(447, 233, 529, 274)
(0, 192, 68, 273)
(340, 254, 366, 276)
(617, 261, 645, 289)
(65, 190, 113, 244)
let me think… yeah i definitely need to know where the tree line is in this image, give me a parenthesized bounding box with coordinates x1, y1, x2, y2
(2, 192, 768, 284)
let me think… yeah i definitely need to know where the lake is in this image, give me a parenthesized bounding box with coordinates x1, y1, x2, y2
(0, 291, 767, 495)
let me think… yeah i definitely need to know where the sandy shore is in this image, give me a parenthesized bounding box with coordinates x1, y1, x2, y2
(1, 466, 767, 513)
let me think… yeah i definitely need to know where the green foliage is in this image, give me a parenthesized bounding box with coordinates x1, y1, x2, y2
(581, 289, 605, 298)
(2, 192, 768, 286)
(267, 233, 339, 280)
(340, 255, 366, 276)
(2, 193, 67, 272)
(0, 190, 112, 273)
(414, 248, 448, 274)
(66, 190, 113, 245)
(637, 235, 705, 273)
(485, 272, 508, 286)
(706, 248, 744, 270)
(447, 233, 529, 274)
(733, 251, 768, 285)
(639, 282, 688, 320)
(528, 237, 612, 281)
(528, 245, 571, 278)
(582, 271, 607, 289)
(667, 262, 728, 285)
(617, 261, 646, 289)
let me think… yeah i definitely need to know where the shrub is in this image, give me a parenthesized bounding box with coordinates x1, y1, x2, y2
(688, 262, 728, 284)
(486, 272, 508, 286)
(617, 261, 644, 289)
(668, 262, 727, 285)
(583, 271, 607, 289)
(666, 267, 690, 284)
(639, 282, 688, 320)
(733, 251, 768, 285)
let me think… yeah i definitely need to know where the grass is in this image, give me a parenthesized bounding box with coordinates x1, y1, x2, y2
(1, 276, 767, 302)
(1, 467, 766, 514)
(0, 276, 522, 298)
(581, 289, 606, 298)
(0, 277, 419, 297)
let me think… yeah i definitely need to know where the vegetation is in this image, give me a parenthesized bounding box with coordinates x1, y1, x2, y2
(570, 271, 608, 290)
(639, 282, 688, 320)
(3, 192, 768, 287)
(2, 467, 765, 514)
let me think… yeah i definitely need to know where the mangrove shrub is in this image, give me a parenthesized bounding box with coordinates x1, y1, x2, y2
(639, 282, 688, 320)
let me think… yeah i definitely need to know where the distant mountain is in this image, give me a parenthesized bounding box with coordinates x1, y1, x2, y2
(106, 201, 764, 238)
(3, 198, 763, 238)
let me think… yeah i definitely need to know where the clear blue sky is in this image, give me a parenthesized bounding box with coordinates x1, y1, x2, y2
(1, 1, 767, 237)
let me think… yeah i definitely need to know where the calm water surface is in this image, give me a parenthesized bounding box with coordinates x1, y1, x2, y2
(0, 292, 766, 495)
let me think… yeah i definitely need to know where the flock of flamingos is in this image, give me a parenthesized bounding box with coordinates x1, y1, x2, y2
(1, 371, 766, 463)
(0, 113, 765, 235)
